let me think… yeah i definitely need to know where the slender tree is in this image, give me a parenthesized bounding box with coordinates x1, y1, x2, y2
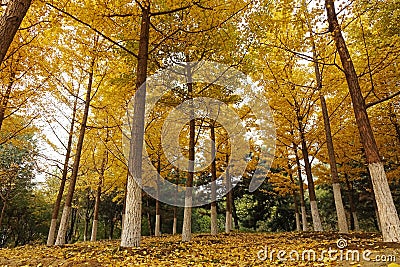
(318, 91, 348, 233)
(55, 58, 95, 245)
(296, 108, 323, 231)
(172, 166, 179, 235)
(47, 91, 79, 246)
(154, 157, 161, 237)
(287, 158, 301, 231)
(293, 143, 308, 231)
(91, 131, 109, 242)
(210, 122, 218, 235)
(182, 60, 195, 242)
(225, 154, 233, 233)
(302, 1, 348, 233)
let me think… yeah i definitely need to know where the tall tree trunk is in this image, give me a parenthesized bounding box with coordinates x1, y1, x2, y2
(90, 136, 109, 241)
(309, 35, 348, 233)
(155, 157, 161, 237)
(319, 94, 348, 233)
(67, 207, 77, 244)
(182, 60, 195, 242)
(285, 152, 301, 231)
(210, 123, 218, 235)
(55, 60, 94, 246)
(91, 130, 108, 242)
(326, 0, 400, 242)
(303, 0, 347, 232)
(294, 144, 308, 231)
(146, 197, 152, 236)
(83, 189, 92, 242)
(232, 197, 240, 230)
(0, 0, 32, 65)
(154, 200, 160, 236)
(120, 3, 150, 248)
(47, 90, 78, 246)
(90, 185, 101, 242)
(295, 150, 308, 231)
(173, 167, 178, 235)
(293, 192, 301, 232)
(225, 155, 232, 233)
(172, 206, 177, 235)
(288, 163, 301, 231)
(345, 174, 359, 231)
(297, 123, 323, 231)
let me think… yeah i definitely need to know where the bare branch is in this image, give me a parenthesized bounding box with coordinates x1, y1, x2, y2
(366, 90, 400, 109)
(19, 20, 50, 30)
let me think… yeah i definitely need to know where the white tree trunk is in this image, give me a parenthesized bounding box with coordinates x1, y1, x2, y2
(211, 205, 217, 235)
(333, 183, 348, 233)
(83, 220, 87, 242)
(120, 176, 142, 247)
(369, 162, 400, 242)
(55, 206, 71, 245)
(295, 212, 301, 231)
(120, 4, 149, 248)
(172, 217, 177, 235)
(47, 219, 57, 246)
(155, 215, 161, 236)
(301, 206, 308, 231)
(90, 220, 98, 242)
(352, 212, 359, 231)
(225, 211, 232, 233)
(310, 200, 323, 231)
(182, 189, 192, 242)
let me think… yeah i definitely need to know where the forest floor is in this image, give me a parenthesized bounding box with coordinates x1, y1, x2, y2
(0, 232, 399, 266)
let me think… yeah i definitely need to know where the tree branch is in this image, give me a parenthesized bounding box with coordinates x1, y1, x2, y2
(150, 4, 192, 17)
(104, 13, 135, 18)
(366, 90, 400, 109)
(46, 3, 138, 58)
(19, 20, 50, 30)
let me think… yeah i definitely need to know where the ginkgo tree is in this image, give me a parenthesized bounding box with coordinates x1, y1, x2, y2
(325, 0, 400, 242)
